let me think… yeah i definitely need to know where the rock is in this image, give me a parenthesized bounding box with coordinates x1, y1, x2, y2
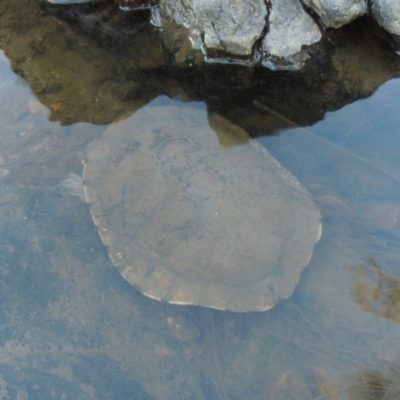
(261, 0, 322, 70)
(44, 0, 400, 67)
(157, 0, 321, 69)
(302, 0, 368, 28)
(157, 0, 267, 58)
(371, 0, 400, 38)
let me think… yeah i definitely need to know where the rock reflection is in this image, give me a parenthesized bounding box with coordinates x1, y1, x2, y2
(0, 0, 398, 127)
(353, 259, 400, 324)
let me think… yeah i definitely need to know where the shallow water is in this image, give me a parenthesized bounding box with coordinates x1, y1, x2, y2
(0, 2, 400, 399)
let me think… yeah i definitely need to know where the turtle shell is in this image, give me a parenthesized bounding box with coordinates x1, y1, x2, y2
(83, 100, 321, 312)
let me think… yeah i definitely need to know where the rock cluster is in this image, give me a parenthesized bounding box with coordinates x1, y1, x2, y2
(46, 0, 400, 69)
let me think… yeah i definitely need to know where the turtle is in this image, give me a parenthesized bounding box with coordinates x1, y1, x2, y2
(82, 99, 322, 312)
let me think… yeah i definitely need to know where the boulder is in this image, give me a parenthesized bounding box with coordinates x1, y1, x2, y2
(371, 0, 400, 38)
(261, 0, 322, 70)
(157, 0, 267, 58)
(45, 0, 400, 68)
(302, 0, 368, 28)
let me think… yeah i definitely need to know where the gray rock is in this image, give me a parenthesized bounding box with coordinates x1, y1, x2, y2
(303, 0, 367, 28)
(261, 0, 321, 69)
(371, 0, 400, 37)
(158, 0, 267, 57)
(45, 0, 400, 68)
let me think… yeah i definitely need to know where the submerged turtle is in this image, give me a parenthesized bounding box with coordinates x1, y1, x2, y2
(82, 100, 321, 312)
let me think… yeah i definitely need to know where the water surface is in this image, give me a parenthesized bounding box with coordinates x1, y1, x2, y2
(0, 3, 400, 399)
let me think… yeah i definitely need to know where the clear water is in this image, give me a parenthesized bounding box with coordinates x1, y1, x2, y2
(0, 2, 400, 399)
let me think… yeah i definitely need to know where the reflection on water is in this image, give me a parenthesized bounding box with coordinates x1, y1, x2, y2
(0, 1, 400, 399)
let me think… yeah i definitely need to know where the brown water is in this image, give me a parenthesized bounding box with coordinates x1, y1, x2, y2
(0, 1, 400, 399)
